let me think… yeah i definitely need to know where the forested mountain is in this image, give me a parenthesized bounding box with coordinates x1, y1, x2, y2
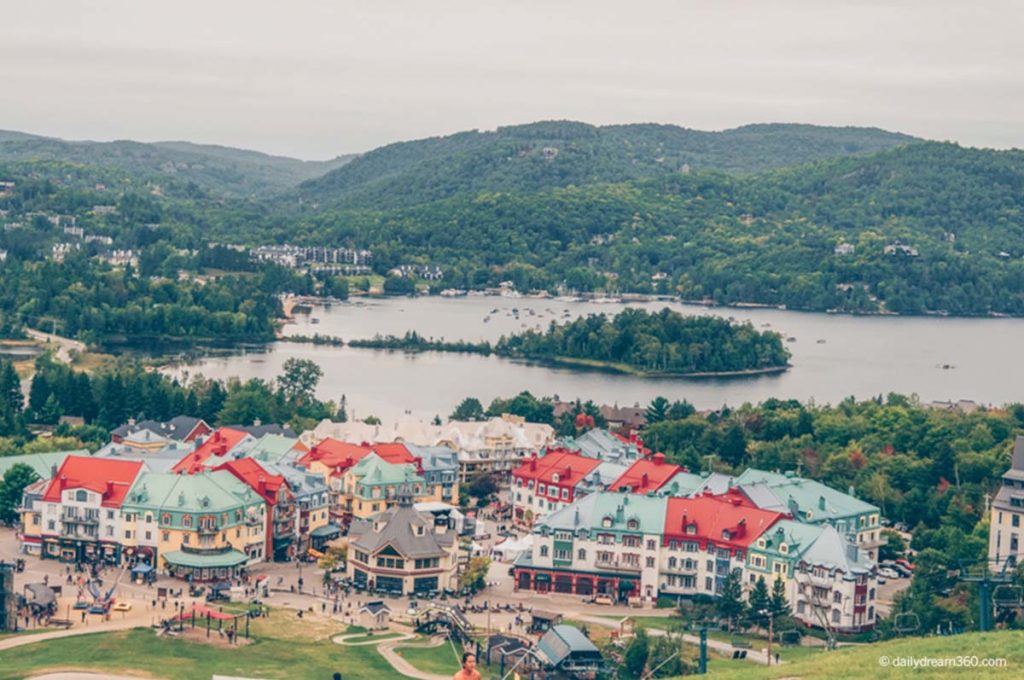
(3, 122, 1024, 322)
(295, 121, 916, 209)
(0, 131, 355, 197)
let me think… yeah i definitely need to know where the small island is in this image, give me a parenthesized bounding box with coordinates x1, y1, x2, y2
(342, 307, 791, 378)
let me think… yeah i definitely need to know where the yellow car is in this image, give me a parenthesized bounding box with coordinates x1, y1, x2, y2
(111, 601, 132, 612)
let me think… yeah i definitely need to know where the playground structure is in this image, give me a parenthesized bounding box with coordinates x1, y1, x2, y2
(75, 565, 129, 614)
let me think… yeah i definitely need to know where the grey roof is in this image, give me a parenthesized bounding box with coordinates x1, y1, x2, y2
(536, 625, 600, 666)
(405, 444, 459, 474)
(690, 472, 736, 496)
(737, 482, 789, 512)
(94, 441, 195, 473)
(111, 416, 206, 440)
(261, 461, 328, 500)
(227, 423, 297, 438)
(1004, 436, 1024, 481)
(349, 503, 457, 559)
(360, 600, 391, 615)
(799, 526, 874, 576)
(563, 429, 642, 464)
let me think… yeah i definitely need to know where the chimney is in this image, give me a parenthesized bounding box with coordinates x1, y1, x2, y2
(615, 505, 624, 523)
(253, 418, 262, 427)
(653, 452, 665, 466)
(50, 464, 58, 479)
(529, 455, 537, 472)
(258, 476, 266, 493)
(736, 518, 746, 537)
(106, 480, 115, 497)
(641, 472, 649, 489)
(787, 496, 800, 517)
(848, 485, 856, 498)
(818, 495, 826, 511)
(128, 417, 136, 427)
(681, 511, 688, 531)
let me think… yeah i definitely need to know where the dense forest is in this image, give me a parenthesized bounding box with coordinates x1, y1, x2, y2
(495, 307, 789, 374)
(2, 122, 1024, 336)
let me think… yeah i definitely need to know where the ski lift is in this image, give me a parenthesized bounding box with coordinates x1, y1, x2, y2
(894, 612, 921, 634)
(993, 584, 1023, 608)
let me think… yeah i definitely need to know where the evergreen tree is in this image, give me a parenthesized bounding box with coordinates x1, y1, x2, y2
(0, 360, 23, 413)
(720, 423, 748, 466)
(771, 576, 791, 618)
(28, 373, 51, 421)
(451, 397, 484, 421)
(717, 569, 745, 630)
(646, 396, 670, 424)
(748, 575, 772, 628)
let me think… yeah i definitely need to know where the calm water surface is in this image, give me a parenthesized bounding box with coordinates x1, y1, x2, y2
(165, 296, 1024, 421)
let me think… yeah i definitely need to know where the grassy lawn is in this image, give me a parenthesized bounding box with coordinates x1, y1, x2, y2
(394, 641, 464, 676)
(0, 616, 410, 680)
(693, 630, 1024, 680)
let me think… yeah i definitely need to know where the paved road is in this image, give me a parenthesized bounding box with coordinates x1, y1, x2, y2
(23, 329, 86, 363)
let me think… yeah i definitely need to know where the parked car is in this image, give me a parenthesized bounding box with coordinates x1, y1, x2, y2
(592, 595, 614, 606)
(877, 577, 887, 585)
(896, 559, 916, 571)
(878, 567, 900, 579)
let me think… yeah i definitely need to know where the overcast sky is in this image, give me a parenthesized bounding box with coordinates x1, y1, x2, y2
(2, 1, 1021, 159)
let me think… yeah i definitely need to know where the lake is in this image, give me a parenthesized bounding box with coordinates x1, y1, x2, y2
(164, 296, 1024, 422)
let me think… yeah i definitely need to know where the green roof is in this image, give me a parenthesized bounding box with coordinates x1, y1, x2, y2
(124, 470, 260, 514)
(539, 491, 667, 535)
(244, 434, 300, 464)
(734, 468, 879, 521)
(352, 453, 424, 487)
(163, 549, 248, 568)
(0, 450, 87, 480)
(750, 519, 823, 561)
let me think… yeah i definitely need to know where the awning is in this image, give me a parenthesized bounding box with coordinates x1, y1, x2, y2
(311, 523, 342, 538)
(162, 550, 248, 569)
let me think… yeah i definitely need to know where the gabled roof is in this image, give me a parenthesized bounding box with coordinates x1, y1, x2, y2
(350, 453, 423, 487)
(404, 444, 458, 474)
(348, 501, 456, 558)
(562, 428, 646, 463)
(753, 519, 824, 561)
(173, 428, 252, 474)
(799, 525, 874, 575)
(664, 492, 785, 550)
(658, 470, 705, 497)
(512, 449, 602, 488)
(608, 454, 682, 494)
(95, 441, 195, 473)
(111, 416, 208, 441)
(298, 438, 372, 472)
(244, 434, 304, 464)
(227, 423, 297, 438)
(42, 455, 144, 508)
(537, 625, 600, 666)
(215, 458, 290, 506)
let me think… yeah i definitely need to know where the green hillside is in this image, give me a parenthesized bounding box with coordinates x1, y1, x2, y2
(296, 120, 916, 209)
(702, 630, 1024, 679)
(0, 131, 355, 197)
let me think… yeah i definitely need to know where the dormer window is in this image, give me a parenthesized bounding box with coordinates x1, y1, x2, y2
(780, 544, 789, 554)
(552, 473, 560, 483)
(722, 530, 731, 540)
(686, 525, 697, 535)
(75, 490, 88, 502)
(627, 519, 639, 530)
(602, 516, 613, 528)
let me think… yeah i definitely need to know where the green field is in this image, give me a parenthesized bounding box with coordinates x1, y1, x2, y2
(0, 619, 406, 680)
(698, 630, 1024, 679)
(394, 641, 464, 675)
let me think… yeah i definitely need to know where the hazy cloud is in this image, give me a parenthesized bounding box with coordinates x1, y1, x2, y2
(2, 0, 1021, 159)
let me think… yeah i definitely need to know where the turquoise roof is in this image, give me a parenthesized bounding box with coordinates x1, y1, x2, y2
(0, 450, 87, 480)
(244, 434, 301, 464)
(538, 490, 667, 535)
(658, 471, 705, 497)
(352, 453, 424, 487)
(734, 469, 878, 521)
(750, 519, 823, 562)
(163, 549, 248, 568)
(124, 470, 261, 516)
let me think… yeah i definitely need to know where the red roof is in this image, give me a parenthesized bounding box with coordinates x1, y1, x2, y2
(215, 458, 290, 506)
(612, 431, 652, 457)
(608, 453, 681, 494)
(297, 438, 416, 474)
(664, 492, 785, 552)
(172, 428, 250, 474)
(42, 455, 143, 508)
(512, 448, 602, 487)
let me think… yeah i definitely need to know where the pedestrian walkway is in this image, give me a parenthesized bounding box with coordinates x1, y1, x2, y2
(0, 619, 144, 652)
(377, 635, 452, 680)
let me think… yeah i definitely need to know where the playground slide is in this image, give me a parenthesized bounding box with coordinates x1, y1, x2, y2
(88, 580, 102, 600)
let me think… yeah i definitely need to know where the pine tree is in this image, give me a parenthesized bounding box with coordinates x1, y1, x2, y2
(717, 569, 746, 630)
(771, 576, 791, 618)
(748, 575, 772, 628)
(0, 360, 23, 413)
(28, 373, 51, 422)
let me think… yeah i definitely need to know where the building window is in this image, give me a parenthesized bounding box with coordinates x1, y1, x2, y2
(833, 591, 842, 603)
(646, 539, 656, 551)
(1014, 515, 1021, 528)
(577, 548, 586, 560)
(646, 556, 655, 568)
(540, 545, 549, 557)
(832, 609, 840, 624)
(561, 488, 569, 500)
(538, 484, 546, 495)
(75, 490, 88, 502)
(162, 531, 169, 542)
(106, 510, 115, 520)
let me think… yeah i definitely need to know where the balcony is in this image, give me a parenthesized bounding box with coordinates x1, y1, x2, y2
(61, 512, 98, 525)
(594, 559, 641, 574)
(198, 524, 219, 535)
(665, 562, 698, 574)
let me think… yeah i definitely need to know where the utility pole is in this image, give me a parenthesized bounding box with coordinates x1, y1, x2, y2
(767, 610, 774, 666)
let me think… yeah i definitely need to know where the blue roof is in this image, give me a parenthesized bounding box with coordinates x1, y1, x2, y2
(537, 625, 600, 666)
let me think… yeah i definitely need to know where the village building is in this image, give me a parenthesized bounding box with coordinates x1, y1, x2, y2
(215, 459, 297, 561)
(111, 416, 212, 444)
(35, 456, 144, 564)
(511, 449, 602, 528)
(607, 453, 684, 495)
(346, 487, 460, 595)
(989, 435, 1024, 571)
(120, 470, 266, 579)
